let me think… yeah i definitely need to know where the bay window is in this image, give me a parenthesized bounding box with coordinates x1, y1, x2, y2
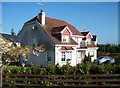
(61, 52, 72, 61)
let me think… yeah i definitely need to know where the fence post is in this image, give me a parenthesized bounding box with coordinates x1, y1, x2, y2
(0, 66, 2, 88)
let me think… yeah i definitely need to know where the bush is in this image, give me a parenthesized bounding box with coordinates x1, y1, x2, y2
(77, 62, 92, 75)
(46, 63, 56, 74)
(61, 62, 76, 74)
(82, 53, 91, 64)
(2, 63, 120, 75)
(115, 57, 120, 65)
(89, 64, 102, 74)
(55, 63, 62, 75)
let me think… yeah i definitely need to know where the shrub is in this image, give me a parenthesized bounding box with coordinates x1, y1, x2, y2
(29, 64, 41, 74)
(115, 57, 120, 65)
(77, 62, 93, 75)
(61, 62, 76, 74)
(39, 68, 47, 74)
(55, 63, 62, 75)
(2, 63, 120, 75)
(46, 63, 56, 74)
(89, 64, 102, 74)
(112, 65, 120, 74)
(82, 53, 91, 64)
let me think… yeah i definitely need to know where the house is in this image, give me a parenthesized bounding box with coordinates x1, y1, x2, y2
(0, 33, 20, 47)
(18, 10, 98, 66)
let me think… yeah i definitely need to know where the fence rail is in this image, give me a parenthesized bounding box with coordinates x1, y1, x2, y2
(2, 74, 120, 87)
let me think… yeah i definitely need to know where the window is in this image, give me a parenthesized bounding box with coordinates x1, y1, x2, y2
(75, 37, 78, 43)
(33, 37, 36, 45)
(32, 36, 37, 46)
(61, 52, 72, 61)
(85, 41, 90, 46)
(61, 52, 66, 61)
(67, 52, 72, 60)
(47, 52, 51, 62)
(62, 35, 69, 42)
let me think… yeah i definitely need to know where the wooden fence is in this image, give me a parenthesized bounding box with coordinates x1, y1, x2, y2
(2, 74, 120, 87)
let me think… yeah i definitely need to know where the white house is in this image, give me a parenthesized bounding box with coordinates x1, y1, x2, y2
(18, 10, 98, 66)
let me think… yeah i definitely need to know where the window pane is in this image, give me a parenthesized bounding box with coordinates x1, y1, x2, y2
(67, 52, 72, 59)
(61, 52, 65, 61)
(62, 35, 69, 42)
(47, 52, 51, 61)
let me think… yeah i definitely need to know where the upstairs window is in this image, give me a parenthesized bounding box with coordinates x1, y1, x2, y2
(62, 35, 69, 42)
(75, 37, 78, 43)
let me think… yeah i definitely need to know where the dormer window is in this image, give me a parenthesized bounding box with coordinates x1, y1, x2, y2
(62, 35, 69, 42)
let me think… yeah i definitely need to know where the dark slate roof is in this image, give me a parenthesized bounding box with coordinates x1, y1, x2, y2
(52, 25, 66, 33)
(82, 37, 86, 40)
(0, 33, 20, 42)
(81, 31, 89, 36)
(25, 16, 37, 23)
(92, 35, 97, 41)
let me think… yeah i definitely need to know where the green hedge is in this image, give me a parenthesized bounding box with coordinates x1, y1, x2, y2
(3, 63, 120, 75)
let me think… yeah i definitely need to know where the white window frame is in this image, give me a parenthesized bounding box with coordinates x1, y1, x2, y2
(67, 52, 72, 60)
(62, 35, 69, 42)
(75, 37, 78, 43)
(61, 52, 72, 61)
(61, 52, 66, 61)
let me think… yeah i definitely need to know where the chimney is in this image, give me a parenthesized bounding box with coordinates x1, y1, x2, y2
(37, 10, 45, 25)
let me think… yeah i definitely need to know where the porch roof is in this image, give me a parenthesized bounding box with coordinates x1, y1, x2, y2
(60, 46, 74, 51)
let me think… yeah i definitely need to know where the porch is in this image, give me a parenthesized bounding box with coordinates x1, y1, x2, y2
(76, 48, 87, 64)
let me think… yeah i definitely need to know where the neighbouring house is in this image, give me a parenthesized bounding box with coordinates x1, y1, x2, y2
(18, 10, 98, 66)
(0, 33, 20, 47)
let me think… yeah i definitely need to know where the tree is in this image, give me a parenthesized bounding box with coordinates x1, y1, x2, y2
(0, 38, 45, 87)
(82, 53, 91, 63)
(0, 39, 45, 66)
(0, 42, 29, 65)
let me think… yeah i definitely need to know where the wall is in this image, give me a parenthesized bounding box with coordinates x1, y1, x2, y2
(71, 36, 82, 46)
(19, 22, 55, 66)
